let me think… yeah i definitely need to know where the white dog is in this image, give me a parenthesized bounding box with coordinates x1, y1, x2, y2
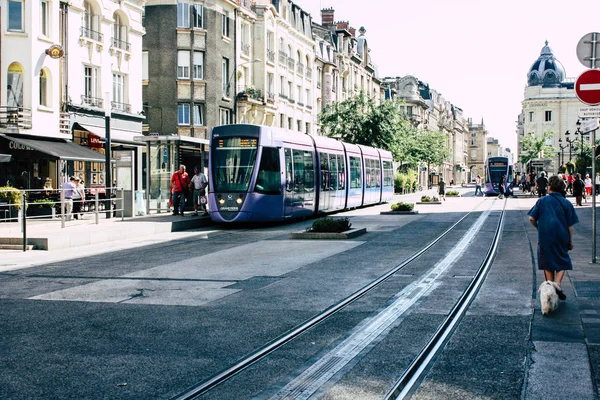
(539, 280, 560, 315)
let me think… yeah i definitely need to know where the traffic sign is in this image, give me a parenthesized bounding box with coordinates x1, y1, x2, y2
(579, 106, 600, 118)
(580, 118, 599, 133)
(576, 69, 600, 105)
(576, 32, 600, 69)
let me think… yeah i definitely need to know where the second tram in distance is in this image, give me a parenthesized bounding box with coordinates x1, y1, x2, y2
(208, 124, 394, 222)
(483, 156, 513, 196)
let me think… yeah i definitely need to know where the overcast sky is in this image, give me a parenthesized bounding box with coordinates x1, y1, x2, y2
(298, 0, 600, 152)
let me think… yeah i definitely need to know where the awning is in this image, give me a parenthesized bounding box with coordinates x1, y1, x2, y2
(74, 123, 142, 145)
(133, 134, 209, 145)
(0, 154, 12, 162)
(2, 135, 105, 162)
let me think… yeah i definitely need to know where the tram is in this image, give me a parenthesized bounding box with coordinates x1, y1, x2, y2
(208, 124, 394, 222)
(483, 156, 513, 196)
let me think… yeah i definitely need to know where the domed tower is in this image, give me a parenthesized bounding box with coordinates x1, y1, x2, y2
(527, 41, 566, 87)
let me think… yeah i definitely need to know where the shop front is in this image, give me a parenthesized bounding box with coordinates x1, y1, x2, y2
(135, 135, 208, 214)
(0, 134, 105, 191)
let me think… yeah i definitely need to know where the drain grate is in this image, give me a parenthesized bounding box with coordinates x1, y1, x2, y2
(573, 281, 600, 299)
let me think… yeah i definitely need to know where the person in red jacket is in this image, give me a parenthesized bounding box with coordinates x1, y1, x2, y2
(170, 165, 190, 216)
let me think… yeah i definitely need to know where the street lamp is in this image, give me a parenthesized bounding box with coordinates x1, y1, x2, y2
(104, 91, 112, 219)
(558, 138, 568, 167)
(565, 129, 577, 162)
(576, 119, 585, 161)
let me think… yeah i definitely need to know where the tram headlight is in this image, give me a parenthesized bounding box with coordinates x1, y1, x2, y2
(218, 198, 225, 205)
(236, 198, 243, 204)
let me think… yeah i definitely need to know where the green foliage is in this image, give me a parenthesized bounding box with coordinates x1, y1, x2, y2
(432, 196, 439, 202)
(391, 202, 414, 211)
(446, 190, 460, 196)
(29, 198, 55, 208)
(394, 170, 417, 194)
(420, 195, 432, 202)
(520, 132, 555, 165)
(0, 186, 22, 210)
(307, 217, 352, 233)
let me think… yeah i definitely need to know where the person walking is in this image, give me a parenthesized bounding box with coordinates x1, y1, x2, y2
(60, 177, 76, 220)
(536, 172, 548, 197)
(528, 175, 578, 301)
(474, 175, 483, 196)
(573, 173, 585, 206)
(170, 165, 190, 216)
(585, 174, 593, 199)
(189, 166, 208, 216)
(71, 177, 85, 220)
(567, 173, 575, 195)
(438, 177, 446, 201)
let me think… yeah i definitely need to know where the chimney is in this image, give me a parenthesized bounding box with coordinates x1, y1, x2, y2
(349, 26, 356, 36)
(321, 7, 334, 26)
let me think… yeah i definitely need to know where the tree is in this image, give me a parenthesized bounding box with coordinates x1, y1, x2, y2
(520, 132, 555, 165)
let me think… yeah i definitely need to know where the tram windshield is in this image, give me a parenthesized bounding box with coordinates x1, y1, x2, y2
(212, 137, 258, 192)
(487, 159, 508, 184)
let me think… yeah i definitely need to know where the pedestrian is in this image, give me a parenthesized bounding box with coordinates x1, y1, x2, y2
(189, 166, 208, 216)
(60, 176, 76, 220)
(596, 172, 600, 196)
(573, 173, 585, 206)
(536, 172, 548, 197)
(567, 173, 575, 194)
(585, 174, 593, 198)
(528, 175, 578, 301)
(474, 175, 483, 196)
(529, 171, 537, 195)
(438, 177, 446, 201)
(170, 165, 190, 216)
(498, 174, 505, 199)
(72, 176, 86, 220)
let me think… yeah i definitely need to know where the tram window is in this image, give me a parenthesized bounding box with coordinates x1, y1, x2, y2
(365, 159, 372, 188)
(320, 152, 329, 191)
(293, 149, 305, 193)
(383, 161, 393, 187)
(350, 156, 361, 188)
(337, 154, 345, 190)
(374, 160, 381, 188)
(329, 153, 338, 190)
(285, 148, 293, 192)
(255, 147, 281, 195)
(303, 151, 315, 192)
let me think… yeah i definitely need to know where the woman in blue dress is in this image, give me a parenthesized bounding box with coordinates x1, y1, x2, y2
(528, 175, 578, 300)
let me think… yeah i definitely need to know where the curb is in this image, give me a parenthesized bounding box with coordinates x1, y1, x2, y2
(380, 211, 419, 215)
(290, 228, 367, 240)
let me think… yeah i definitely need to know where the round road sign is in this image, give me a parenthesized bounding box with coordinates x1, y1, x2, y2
(576, 69, 600, 105)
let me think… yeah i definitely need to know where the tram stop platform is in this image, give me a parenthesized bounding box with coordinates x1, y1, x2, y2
(0, 210, 215, 251)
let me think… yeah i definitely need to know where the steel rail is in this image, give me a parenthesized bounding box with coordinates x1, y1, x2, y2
(384, 199, 506, 399)
(172, 208, 478, 400)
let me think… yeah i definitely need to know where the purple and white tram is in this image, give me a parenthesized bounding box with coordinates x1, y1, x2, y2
(208, 124, 394, 222)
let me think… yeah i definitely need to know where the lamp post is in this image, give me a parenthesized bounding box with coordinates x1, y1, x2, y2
(104, 92, 112, 219)
(565, 129, 577, 162)
(576, 119, 584, 161)
(558, 138, 567, 167)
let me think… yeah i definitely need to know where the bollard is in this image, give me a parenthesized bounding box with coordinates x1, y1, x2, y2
(95, 191, 99, 224)
(21, 191, 26, 252)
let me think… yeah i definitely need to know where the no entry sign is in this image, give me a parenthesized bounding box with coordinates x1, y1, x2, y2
(576, 69, 600, 105)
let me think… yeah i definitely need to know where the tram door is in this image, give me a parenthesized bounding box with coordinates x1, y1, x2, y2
(284, 148, 294, 217)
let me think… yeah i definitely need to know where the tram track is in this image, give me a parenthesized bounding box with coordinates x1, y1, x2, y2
(172, 197, 502, 400)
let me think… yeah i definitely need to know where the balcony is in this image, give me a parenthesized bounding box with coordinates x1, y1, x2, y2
(279, 51, 287, 65)
(296, 63, 304, 76)
(0, 106, 32, 130)
(111, 101, 131, 114)
(111, 37, 131, 52)
(305, 67, 312, 80)
(287, 58, 295, 71)
(237, 87, 263, 103)
(80, 26, 103, 42)
(81, 95, 103, 108)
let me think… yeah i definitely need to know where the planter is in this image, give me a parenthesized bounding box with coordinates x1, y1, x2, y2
(26, 207, 56, 219)
(380, 210, 419, 215)
(416, 201, 443, 205)
(290, 227, 367, 240)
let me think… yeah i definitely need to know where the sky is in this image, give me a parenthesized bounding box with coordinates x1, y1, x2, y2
(297, 0, 600, 153)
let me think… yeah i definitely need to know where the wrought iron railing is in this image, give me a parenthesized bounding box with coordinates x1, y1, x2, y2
(296, 63, 304, 76)
(305, 67, 312, 80)
(80, 26, 103, 42)
(287, 58, 295, 70)
(111, 101, 131, 113)
(111, 37, 131, 52)
(81, 95, 103, 108)
(0, 106, 32, 129)
(267, 50, 275, 63)
(279, 51, 287, 65)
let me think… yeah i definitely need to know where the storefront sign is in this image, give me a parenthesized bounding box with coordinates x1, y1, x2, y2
(9, 141, 34, 151)
(88, 134, 102, 148)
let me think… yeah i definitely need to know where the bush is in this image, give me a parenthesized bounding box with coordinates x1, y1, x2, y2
(432, 196, 439, 202)
(391, 202, 414, 211)
(394, 170, 418, 194)
(0, 186, 22, 210)
(446, 190, 460, 197)
(420, 195, 432, 202)
(307, 217, 352, 233)
(29, 198, 55, 208)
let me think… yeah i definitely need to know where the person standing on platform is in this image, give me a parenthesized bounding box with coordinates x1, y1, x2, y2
(60, 177, 76, 220)
(189, 166, 208, 216)
(71, 177, 85, 220)
(536, 172, 548, 197)
(528, 175, 578, 301)
(498, 174, 506, 199)
(474, 175, 483, 196)
(170, 165, 190, 216)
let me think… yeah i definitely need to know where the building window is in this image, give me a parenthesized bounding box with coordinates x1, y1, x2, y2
(529, 111, 534, 122)
(177, 51, 190, 79)
(288, 117, 293, 129)
(192, 4, 203, 28)
(222, 58, 230, 97)
(193, 104, 204, 126)
(177, 0, 190, 28)
(279, 76, 285, 96)
(178, 103, 190, 125)
(305, 122, 310, 134)
(288, 81, 293, 100)
(280, 114, 284, 128)
(544, 110, 552, 122)
(219, 108, 231, 125)
(113, 13, 129, 51)
(297, 85, 302, 104)
(297, 120, 302, 132)
(8, 0, 24, 31)
(193, 52, 204, 80)
(406, 106, 413, 115)
(7, 63, 24, 106)
(221, 12, 229, 37)
(267, 73, 274, 99)
(39, 69, 48, 106)
(305, 88, 310, 105)
(142, 51, 148, 81)
(82, 1, 100, 40)
(317, 67, 322, 89)
(83, 65, 99, 104)
(112, 73, 127, 110)
(40, 0, 49, 36)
